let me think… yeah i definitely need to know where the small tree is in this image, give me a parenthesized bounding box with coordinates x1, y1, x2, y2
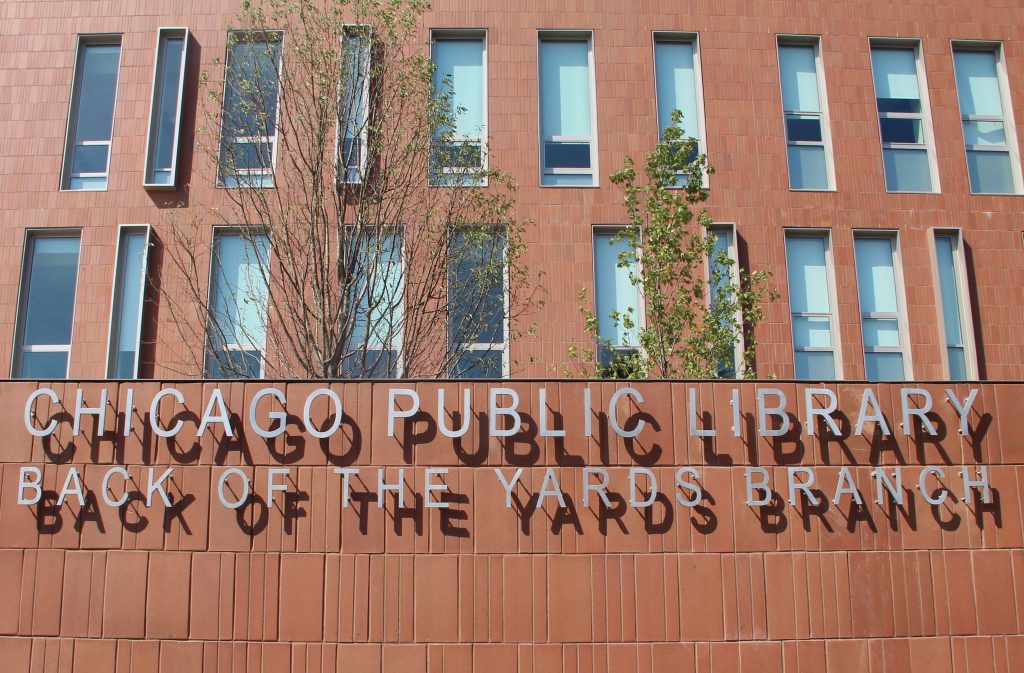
(570, 111, 776, 379)
(159, 0, 537, 378)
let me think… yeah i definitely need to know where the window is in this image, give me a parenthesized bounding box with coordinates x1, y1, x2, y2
(539, 33, 597, 186)
(784, 233, 839, 380)
(205, 231, 270, 378)
(338, 27, 371, 185)
(449, 232, 507, 378)
(952, 45, 1021, 194)
(869, 42, 937, 193)
(343, 232, 403, 378)
(13, 233, 82, 378)
(61, 36, 122, 191)
(653, 33, 706, 183)
(593, 228, 639, 369)
(431, 30, 487, 186)
(218, 32, 282, 188)
(853, 234, 909, 381)
(933, 231, 976, 379)
(709, 224, 741, 377)
(107, 226, 151, 378)
(144, 28, 188, 188)
(777, 37, 834, 190)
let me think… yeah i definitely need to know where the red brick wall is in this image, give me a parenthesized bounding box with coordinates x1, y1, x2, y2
(0, 379, 1021, 671)
(1, 0, 1024, 378)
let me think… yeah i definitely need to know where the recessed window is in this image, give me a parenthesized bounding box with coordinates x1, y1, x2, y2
(539, 32, 597, 187)
(13, 233, 82, 378)
(144, 28, 188, 189)
(449, 232, 507, 378)
(339, 27, 371, 185)
(431, 30, 487, 186)
(777, 38, 835, 190)
(869, 42, 937, 193)
(784, 233, 839, 379)
(218, 32, 283, 188)
(653, 33, 706, 184)
(344, 231, 403, 378)
(593, 228, 639, 369)
(107, 226, 151, 378)
(952, 45, 1021, 195)
(709, 224, 741, 377)
(933, 230, 976, 379)
(205, 231, 270, 378)
(853, 234, 909, 380)
(61, 36, 122, 191)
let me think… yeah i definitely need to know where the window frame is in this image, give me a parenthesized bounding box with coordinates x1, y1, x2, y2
(852, 230, 913, 380)
(537, 30, 599, 188)
(217, 30, 284, 189)
(337, 25, 372, 186)
(11, 229, 83, 379)
(448, 228, 509, 379)
(105, 224, 152, 379)
(143, 28, 189, 190)
(60, 34, 123, 192)
(430, 28, 489, 187)
(651, 31, 710, 188)
(868, 38, 940, 194)
(929, 228, 979, 379)
(950, 40, 1023, 195)
(776, 35, 836, 191)
(783, 228, 843, 380)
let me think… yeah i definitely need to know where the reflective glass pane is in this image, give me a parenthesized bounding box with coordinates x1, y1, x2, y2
(543, 172, 595, 186)
(880, 117, 923, 144)
(69, 176, 107, 190)
(967, 150, 1014, 194)
(342, 349, 399, 379)
(71, 144, 109, 174)
(544, 141, 591, 169)
(883, 147, 932, 192)
(865, 351, 905, 381)
(795, 350, 835, 380)
(539, 40, 592, 138)
(452, 349, 502, 379)
(862, 318, 901, 348)
(793, 316, 832, 348)
(436, 141, 483, 168)
(953, 50, 1003, 117)
(22, 236, 81, 348)
(934, 235, 964, 347)
(208, 233, 269, 357)
(654, 40, 699, 138)
(206, 348, 261, 379)
(108, 230, 148, 378)
(963, 120, 1006, 146)
(432, 38, 484, 136)
(948, 346, 968, 381)
(786, 114, 823, 142)
(854, 237, 898, 314)
(149, 35, 185, 180)
(222, 37, 281, 139)
(779, 44, 821, 113)
(594, 231, 638, 346)
(340, 33, 370, 146)
(787, 144, 829, 190)
(350, 233, 403, 349)
(20, 351, 70, 380)
(74, 43, 120, 142)
(871, 47, 921, 110)
(784, 236, 830, 313)
(448, 233, 505, 347)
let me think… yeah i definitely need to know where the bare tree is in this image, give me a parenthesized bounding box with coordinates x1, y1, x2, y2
(160, 0, 536, 379)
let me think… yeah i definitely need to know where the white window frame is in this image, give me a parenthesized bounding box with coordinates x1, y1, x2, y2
(345, 225, 406, 378)
(868, 38, 940, 194)
(11, 229, 83, 378)
(776, 35, 836, 191)
(538, 30, 599, 188)
(951, 40, 1023, 195)
(783, 229, 843, 379)
(448, 229, 509, 378)
(853, 230, 913, 379)
(430, 28, 489, 186)
(708, 223, 744, 377)
(930, 228, 979, 379)
(143, 28, 189, 189)
(337, 25, 372, 186)
(60, 34, 123, 192)
(217, 30, 284, 189)
(651, 31, 710, 188)
(105, 224, 151, 379)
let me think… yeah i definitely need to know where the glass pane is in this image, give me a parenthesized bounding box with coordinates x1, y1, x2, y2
(74, 43, 120, 142)
(452, 349, 502, 378)
(340, 33, 370, 144)
(654, 40, 699, 138)
(224, 139, 272, 172)
(934, 235, 964, 348)
(22, 236, 81, 347)
(109, 230, 148, 378)
(954, 50, 1003, 117)
(544, 141, 591, 169)
(342, 349, 399, 379)
(114, 350, 136, 379)
(778, 44, 821, 113)
(20, 351, 70, 380)
(784, 236, 830, 313)
(862, 318, 901, 348)
(208, 233, 270, 355)
(948, 346, 968, 381)
(340, 136, 363, 182)
(436, 140, 483, 169)
(223, 37, 281, 139)
(149, 35, 185, 179)
(350, 233, 403, 349)
(542, 172, 595, 186)
(432, 38, 484, 137)
(709, 230, 733, 305)
(967, 150, 1014, 194)
(883, 147, 932, 192)
(68, 176, 107, 190)
(865, 352, 905, 381)
(206, 348, 261, 379)
(786, 114, 823, 142)
(787, 144, 829, 190)
(539, 40, 592, 138)
(448, 233, 505, 347)
(793, 316, 832, 348)
(71, 144, 109, 174)
(594, 231, 638, 346)
(854, 237, 898, 314)
(963, 120, 1006, 147)
(879, 117, 923, 144)
(871, 47, 921, 112)
(795, 350, 835, 380)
